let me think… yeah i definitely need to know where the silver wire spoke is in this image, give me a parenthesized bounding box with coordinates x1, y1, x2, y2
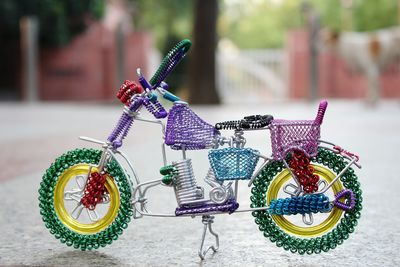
(75, 175, 88, 189)
(143, 203, 149, 213)
(71, 203, 85, 220)
(87, 209, 100, 222)
(64, 189, 84, 203)
(317, 180, 328, 192)
(283, 183, 301, 197)
(302, 213, 314, 225)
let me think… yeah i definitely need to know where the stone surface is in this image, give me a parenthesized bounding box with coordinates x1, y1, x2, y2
(0, 100, 399, 266)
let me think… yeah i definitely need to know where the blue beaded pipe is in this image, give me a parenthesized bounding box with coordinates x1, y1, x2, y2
(268, 194, 332, 216)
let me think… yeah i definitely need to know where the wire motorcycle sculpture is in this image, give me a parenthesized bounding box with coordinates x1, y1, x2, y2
(39, 39, 362, 260)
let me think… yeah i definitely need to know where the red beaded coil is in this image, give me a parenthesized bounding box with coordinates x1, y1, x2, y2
(116, 80, 144, 106)
(288, 150, 320, 193)
(80, 171, 108, 210)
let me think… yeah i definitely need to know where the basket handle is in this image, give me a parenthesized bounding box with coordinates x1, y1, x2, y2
(315, 100, 328, 125)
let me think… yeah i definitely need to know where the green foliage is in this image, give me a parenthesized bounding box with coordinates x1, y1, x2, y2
(353, 0, 398, 31)
(310, 0, 399, 32)
(219, 0, 302, 49)
(130, 0, 194, 92)
(132, 0, 193, 51)
(0, 0, 105, 47)
(220, 0, 400, 49)
(311, 0, 342, 31)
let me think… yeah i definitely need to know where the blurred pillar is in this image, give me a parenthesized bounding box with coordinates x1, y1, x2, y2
(367, 36, 381, 104)
(301, 3, 320, 101)
(398, 0, 400, 24)
(188, 0, 220, 104)
(287, 30, 310, 99)
(20, 16, 39, 102)
(116, 22, 125, 87)
(309, 17, 320, 101)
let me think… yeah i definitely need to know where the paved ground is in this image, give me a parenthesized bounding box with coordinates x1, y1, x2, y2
(0, 100, 400, 267)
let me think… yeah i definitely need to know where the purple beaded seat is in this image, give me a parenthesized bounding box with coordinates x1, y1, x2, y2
(269, 100, 328, 160)
(165, 103, 219, 150)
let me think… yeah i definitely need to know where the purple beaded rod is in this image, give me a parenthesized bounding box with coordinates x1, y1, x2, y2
(175, 199, 239, 216)
(107, 97, 144, 149)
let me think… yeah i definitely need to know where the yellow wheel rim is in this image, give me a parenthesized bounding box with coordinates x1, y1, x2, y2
(54, 164, 120, 234)
(267, 165, 344, 237)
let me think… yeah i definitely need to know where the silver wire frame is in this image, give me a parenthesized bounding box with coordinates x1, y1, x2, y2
(78, 117, 362, 260)
(80, 120, 361, 219)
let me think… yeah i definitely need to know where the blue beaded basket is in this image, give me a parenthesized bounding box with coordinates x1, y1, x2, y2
(209, 147, 260, 181)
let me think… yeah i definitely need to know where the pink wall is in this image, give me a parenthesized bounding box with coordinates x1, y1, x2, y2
(39, 22, 152, 101)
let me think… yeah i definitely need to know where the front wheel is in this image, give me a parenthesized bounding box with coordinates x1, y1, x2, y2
(251, 147, 362, 254)
(38, 148, 133, 250)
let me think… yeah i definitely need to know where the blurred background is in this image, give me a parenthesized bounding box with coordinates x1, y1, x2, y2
(1, 1, 400, 266)
(1, 0, 400, 104)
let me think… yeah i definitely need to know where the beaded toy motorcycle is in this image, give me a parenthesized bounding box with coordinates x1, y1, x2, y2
(39, 39, 362, 259)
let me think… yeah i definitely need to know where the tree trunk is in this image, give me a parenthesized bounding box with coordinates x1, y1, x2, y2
(188, 0, 220, 104)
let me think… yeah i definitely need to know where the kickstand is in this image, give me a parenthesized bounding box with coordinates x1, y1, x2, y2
(198, 215, 219, 260)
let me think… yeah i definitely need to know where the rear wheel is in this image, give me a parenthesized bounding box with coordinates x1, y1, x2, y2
(39, 148, 133, 250)
(251, 148, 362, 254)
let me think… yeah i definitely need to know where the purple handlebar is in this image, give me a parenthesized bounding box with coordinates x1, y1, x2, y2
(107, 93, 168, 149)
(138, 71, 168, 119)
(143, 97, 168, 119)
(315, 100, 328, 125)
(139, 75, 152, 91)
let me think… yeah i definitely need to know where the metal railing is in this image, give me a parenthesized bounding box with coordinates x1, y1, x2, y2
(216, 49, 287, 104)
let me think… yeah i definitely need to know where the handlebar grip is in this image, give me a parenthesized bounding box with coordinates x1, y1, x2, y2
(163, 91, 180, 102)
(157, 82, 180, 102)
(138, 74, 152, 91)
(116, 80, 144, 106)
(315, 100, 328, 125)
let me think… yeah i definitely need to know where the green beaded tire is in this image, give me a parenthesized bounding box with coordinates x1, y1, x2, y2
(38, 148, 133, 250)
(251, 148, 362, 254)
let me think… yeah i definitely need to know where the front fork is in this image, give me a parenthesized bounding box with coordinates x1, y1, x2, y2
(79, 136, 141, 216)
(97, 147, 110, 173)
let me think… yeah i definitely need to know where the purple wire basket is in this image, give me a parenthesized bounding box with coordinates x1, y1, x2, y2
(165, 103, 218, 150)
(269, 119, 321, 160)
